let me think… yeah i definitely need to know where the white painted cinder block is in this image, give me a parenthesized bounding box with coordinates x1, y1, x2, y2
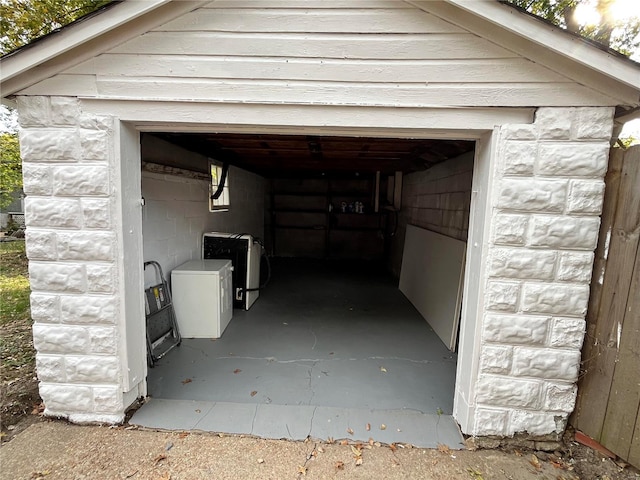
(25, 230, 57, 260)
(479, 345, 513, 375)
(549, 318, 586, 349)
(33, 324, 91, 354)
(491, 214, 529, 246)
(59, 295, 117, 324)
(473, 107, 612, 437)
(50, 97, 81, 126)
(81, 198, 112, 229)
(489, 248, 556, 280)
(65, 356, 120, 383)
(501, 141, 536, 175)
(556, 252, 594, 283)
(509, 410, 558, 435)
(544, 383, 578, 412)
(574, 107, 615, 140)
(39, 384, 93, 412)
(476, 375, 541, 409)
(528, 215, 600, 250)
(537, 143, 609, 177)
(21, 96, 126, 426)
(36, 355, 66, 383)
(497, 178, 567, 212)
(25, 197, 83, 229)
(535, 108, 572, 139)
(567, 180, 605, 214)
(86, 264, 115, 293)
(20, 129, 79, 162)
(483, 314, 549, 345)
(30, 294, 60, 323)
(474, 408, 510, 436)
(485, 281, 521, 312)
(511, 348, 581, 381)
(22, 164, 53, 195)
(29, 262, 86, 293)
(521, 283, 590, 316)
(53, 165, 109, 196)
(57, 232, 115, 261)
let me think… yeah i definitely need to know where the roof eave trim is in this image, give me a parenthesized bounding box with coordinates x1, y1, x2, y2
(0, 0, 171, 85)
(446, 0, 640, 91)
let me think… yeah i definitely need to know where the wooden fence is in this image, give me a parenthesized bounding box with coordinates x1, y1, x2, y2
(571, 145, 640, 468)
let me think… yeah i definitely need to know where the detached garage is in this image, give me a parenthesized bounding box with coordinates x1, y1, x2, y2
(1, 0, 639, 446)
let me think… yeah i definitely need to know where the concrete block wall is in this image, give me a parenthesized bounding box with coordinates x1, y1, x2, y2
(18, 96, 125, 423)
(141, 165, 266, 284)
(389, 152, 473, 277)
(473, 107, 613, 437)
(17, 94, 612, 439)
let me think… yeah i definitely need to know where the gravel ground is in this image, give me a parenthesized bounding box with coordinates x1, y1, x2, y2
(1, 420, 581, 480)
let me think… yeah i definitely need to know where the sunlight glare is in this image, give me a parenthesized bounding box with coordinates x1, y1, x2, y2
(574, 2, 601, 26)
(609, 0, 640, 22)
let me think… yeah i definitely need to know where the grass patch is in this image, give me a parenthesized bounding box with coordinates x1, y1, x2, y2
(0, 241, 34, 383)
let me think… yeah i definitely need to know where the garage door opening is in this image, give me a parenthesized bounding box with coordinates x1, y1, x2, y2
(131, 132, 476, 447)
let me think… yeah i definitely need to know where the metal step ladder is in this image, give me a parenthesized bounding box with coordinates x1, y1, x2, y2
(144, 261, 181, 367)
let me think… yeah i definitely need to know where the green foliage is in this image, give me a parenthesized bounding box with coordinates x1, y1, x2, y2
(0, 241, 34, 385)
(505, 0, 640, 55)
(616, 135, 639, 148)
(0, 133, 22, 210)
(0, 0, 112, 55)
(0, 241, 30, 326)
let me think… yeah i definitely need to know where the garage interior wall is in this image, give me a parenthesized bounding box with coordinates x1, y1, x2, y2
(140, 136, 266, 275)
(390, 152, 474, 277)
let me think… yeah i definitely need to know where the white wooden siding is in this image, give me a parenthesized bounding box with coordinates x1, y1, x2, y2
(19, 0, 623, 107)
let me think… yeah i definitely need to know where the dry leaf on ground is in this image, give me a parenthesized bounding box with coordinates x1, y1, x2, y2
(297, 465, 307, 476)
(250, 391, 257, 397)
(467, 467, 484, 479)
(153, 453, 167, 464)
(437, 443, 451, 454)
(335, 461, 344, 470)
(181, 378, 192, 385)
(529, 454, 542, 471)
(366, 423, 371, 431)
(233, 369, 241, 374)
(380, 424, 386, 430)
(347, 427, 354, 435)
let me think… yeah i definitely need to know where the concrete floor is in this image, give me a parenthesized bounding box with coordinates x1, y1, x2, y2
(131, 258, 463, 448)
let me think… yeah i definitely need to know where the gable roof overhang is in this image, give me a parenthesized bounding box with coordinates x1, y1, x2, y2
(1, 0, 639, 110)
(0, 0, 209, 101)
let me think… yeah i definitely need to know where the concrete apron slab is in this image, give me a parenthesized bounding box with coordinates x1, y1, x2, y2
(132, 259, 463, 448)
(130, 399, 464, 449)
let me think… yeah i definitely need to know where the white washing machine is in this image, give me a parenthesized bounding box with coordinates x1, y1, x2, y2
(171, 259, 233, 338)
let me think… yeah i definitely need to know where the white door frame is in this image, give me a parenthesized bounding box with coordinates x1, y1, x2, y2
(104, 101, 531, 434)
